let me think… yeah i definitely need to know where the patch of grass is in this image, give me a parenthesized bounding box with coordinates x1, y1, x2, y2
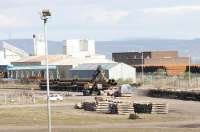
(54, 128, 200, 132)
(0, 97, 82, 105)
(0, 84, 39, 90)
(0, 107, 131, 126)
(0, 107, 197, 126)
(6, 128, 200, 132)
(137, 113, 197, 123)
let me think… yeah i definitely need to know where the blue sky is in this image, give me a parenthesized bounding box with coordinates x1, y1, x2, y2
(1, 0, 200, 41)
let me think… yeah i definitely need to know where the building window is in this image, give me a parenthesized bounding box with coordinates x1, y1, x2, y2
(79, 40, 88, 51)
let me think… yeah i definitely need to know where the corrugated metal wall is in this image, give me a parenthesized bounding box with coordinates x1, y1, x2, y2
(70, 70, 109, 80)
(57, 65, 72, 79)
(109, 63, 136, 83)
(112, 52, 151, 65)
(144, 57, 189, 65)
(151, 51, 178, 59)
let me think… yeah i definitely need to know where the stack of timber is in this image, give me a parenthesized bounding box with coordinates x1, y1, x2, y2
(121, 93, 132, 97)
(109, 103, 118, 114)
(96, 101, 110, 114)
(151, 103, 168, 114)
(114, 97, 132, 103)
(117, 102, 134, 115)
(80, 96, 169, 115)
(95, 96, 113, 102)
(95, 96, 105, 102)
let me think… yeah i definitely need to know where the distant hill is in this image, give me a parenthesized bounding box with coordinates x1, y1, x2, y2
(0, 39, 63, 55)
(96, 39, 200, 63)
(1, 38, 200, 63)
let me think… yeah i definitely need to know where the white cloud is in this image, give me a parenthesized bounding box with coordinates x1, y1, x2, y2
(0, 14, 31, 28)
(141, 5, 200, 15)
(87, 9, 129, 24)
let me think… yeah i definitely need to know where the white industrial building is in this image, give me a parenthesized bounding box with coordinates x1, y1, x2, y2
(5, 38, 137, 81)
(70, 63, 136, 83)
(0, 50, 9, 65)
(8, 39, 115, 79)
(0, 41, 29, 78)
(0, 41, 29, 65)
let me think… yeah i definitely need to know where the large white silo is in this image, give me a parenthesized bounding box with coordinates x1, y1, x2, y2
(33, 34, 46, 56)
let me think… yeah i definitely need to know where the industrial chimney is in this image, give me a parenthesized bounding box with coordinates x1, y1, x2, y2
(33, 34, 37, 56)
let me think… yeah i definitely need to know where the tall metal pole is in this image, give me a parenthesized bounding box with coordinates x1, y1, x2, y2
(189, 55, 191, 89)
(44, 21, 52, 132)
(141, 51, 144, 84)
(41, 9, 52, 132)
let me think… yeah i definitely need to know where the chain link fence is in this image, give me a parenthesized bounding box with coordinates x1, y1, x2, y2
(137, 73, 200, 90)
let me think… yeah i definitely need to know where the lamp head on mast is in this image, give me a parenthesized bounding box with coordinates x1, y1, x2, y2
(40, 9, 51, 23)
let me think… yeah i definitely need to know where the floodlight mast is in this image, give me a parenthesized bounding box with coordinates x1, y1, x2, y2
(40, 9, 52, 132)
(41, 9, 51, 23)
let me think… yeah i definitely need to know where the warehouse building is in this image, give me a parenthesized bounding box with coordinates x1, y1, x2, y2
(8, 39, 114, 80)
(69, 63, 136, 83)
(0, 41, 29, 62)
(112, 51, 190, 76)
(7, 65, 58, 80)
(8, 54, 113, 80)
(112, 51, 188, 66)
(0, 41, 29, 78)
(7, 55, 63, 79)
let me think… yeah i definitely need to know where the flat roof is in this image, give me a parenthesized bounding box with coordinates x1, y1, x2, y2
(8, 65, 57, 71)
(13, 55, 66, 63)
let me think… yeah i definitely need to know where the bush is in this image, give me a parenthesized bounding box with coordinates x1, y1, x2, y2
(154, 69, 166, 76)
(117, 78, 133, 85)
(129, 113, 139, 120)
(184, 72, 192, 79)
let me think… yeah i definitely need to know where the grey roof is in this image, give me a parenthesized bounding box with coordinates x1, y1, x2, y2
(71, 63, 118, 70)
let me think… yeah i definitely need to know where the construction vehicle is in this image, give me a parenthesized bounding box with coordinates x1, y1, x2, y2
(82, 65, 117, 96)
(83, 65, 137, 96)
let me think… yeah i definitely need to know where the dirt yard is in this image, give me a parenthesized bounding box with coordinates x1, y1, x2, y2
(0, 89, 200, 132)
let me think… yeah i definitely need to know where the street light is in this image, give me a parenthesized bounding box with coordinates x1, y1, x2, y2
(40, 9, 52, 132)
(184, 50, 191, 89)
(141, 51, 144, 84)
(189, 55, 191, 88)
